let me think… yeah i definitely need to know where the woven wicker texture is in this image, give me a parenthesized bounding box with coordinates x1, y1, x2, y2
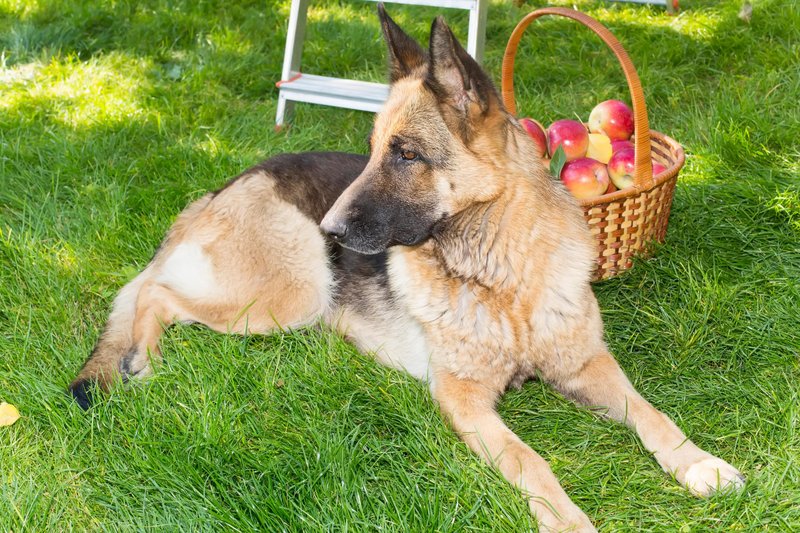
(501, 7, 685, 280)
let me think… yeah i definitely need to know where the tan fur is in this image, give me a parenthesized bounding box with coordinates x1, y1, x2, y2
(72, 12, 744, 532)
(71, 172, 332, 390)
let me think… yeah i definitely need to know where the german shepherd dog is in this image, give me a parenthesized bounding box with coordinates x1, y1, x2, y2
(69, 6, 744, 531)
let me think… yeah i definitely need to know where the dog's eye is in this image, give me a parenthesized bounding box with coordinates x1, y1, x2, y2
(401, 150, 418, 161)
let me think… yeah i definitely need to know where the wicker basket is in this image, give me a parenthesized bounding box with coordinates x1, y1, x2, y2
(501, 7, 685, 281)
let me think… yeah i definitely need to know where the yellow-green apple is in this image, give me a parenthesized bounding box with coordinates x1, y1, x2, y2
(588, 100, 634, 141)
(547, 119, 589, 161)
(586, 133, 613, 164)
(560, 157, 610, 199)
(519, 118, 548, 158)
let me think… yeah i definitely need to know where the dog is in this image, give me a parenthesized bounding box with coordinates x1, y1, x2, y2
(69, 6, 744, 531)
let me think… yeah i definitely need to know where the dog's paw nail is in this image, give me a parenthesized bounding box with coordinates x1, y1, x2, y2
(684, 457, 745, 497)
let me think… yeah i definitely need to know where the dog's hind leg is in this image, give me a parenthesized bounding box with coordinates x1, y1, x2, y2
(555, 352, 745, 497)
(432, 370, 597, 533)
(69, 172, 334, 409)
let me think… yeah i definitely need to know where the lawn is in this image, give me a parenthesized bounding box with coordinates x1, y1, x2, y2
(1, 0, 798, 530)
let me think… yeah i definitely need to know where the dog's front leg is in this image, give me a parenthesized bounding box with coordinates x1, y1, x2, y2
(432, 370, 597, 532)
(556, 353, 745, 497)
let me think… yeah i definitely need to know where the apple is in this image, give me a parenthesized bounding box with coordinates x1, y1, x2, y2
(611, 139, 634, 154)
(547, 119, 589, 161)
(588, 100, 634, 141)
(519, 118, 548, 158)
(608, 150, 667, 189)
(586, 133, 613, 164)
(607, 147, 636, 189)
(560, 157, 610, 199)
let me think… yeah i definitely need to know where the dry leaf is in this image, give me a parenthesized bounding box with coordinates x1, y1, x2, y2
(0, 402, 20, 426)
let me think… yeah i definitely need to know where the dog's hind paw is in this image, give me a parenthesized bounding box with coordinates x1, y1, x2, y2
(684, 456, 745, 497)
(68, 379, 94, 410)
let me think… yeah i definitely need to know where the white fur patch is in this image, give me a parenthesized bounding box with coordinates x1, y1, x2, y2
(387, 248, 446, 324)
(157, 242, 219, 299)
(330, 306, 431, 381)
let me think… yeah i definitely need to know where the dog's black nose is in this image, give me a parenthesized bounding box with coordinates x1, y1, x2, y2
(320, 218, 348, 241)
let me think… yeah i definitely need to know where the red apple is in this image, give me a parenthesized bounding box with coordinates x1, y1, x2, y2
(547, 119, 589, 161)
(519, 118, 548, 158)
(611, 139, 634, 154)
(560, 157, 610, 199)
(607, 147, 636, 189)
(653, 162, 666, 176)
(588, 100, 635, 141)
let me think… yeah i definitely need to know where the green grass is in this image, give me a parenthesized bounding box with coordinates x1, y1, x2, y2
(1, 0, 798, 530)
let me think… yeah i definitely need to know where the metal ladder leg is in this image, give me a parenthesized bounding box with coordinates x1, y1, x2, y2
(276, 0, 310, 127)
(467, 0, 488, 64)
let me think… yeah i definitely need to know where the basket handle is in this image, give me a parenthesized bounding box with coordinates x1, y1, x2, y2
(502, 7, 653, 190)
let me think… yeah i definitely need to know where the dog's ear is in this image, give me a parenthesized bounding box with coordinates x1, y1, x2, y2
(378, 4, 426, 83)
(426, 16, 496, 117)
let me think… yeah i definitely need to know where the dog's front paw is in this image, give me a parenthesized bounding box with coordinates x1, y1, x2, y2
(683, 456, 745, 497)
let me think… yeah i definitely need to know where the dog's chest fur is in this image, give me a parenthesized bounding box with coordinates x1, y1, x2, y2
(387, 187, 602, 390)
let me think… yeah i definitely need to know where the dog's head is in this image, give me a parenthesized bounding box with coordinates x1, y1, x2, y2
(320, 5, 517, 254)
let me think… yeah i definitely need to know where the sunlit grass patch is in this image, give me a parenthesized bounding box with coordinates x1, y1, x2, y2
(769, 190, 800, 232)
(1, 52, 151, 129)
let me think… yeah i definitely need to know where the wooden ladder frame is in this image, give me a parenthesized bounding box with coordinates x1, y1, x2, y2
(275, 0, 488, 127)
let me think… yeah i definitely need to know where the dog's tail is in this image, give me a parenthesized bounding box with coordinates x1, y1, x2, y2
(68, 268, 152, 409)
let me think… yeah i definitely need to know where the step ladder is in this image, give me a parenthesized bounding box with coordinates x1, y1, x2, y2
(275, 0, 489, 127)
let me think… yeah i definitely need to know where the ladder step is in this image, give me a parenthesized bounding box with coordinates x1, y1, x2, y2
(277, 73, 390, 113)
(360, 0, 478, 9)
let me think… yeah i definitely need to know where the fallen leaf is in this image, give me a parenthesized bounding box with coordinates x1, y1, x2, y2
(0, 402, 20, 426)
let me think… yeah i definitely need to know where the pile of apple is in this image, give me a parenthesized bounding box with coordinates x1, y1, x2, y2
(519, 100, 665, 200)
